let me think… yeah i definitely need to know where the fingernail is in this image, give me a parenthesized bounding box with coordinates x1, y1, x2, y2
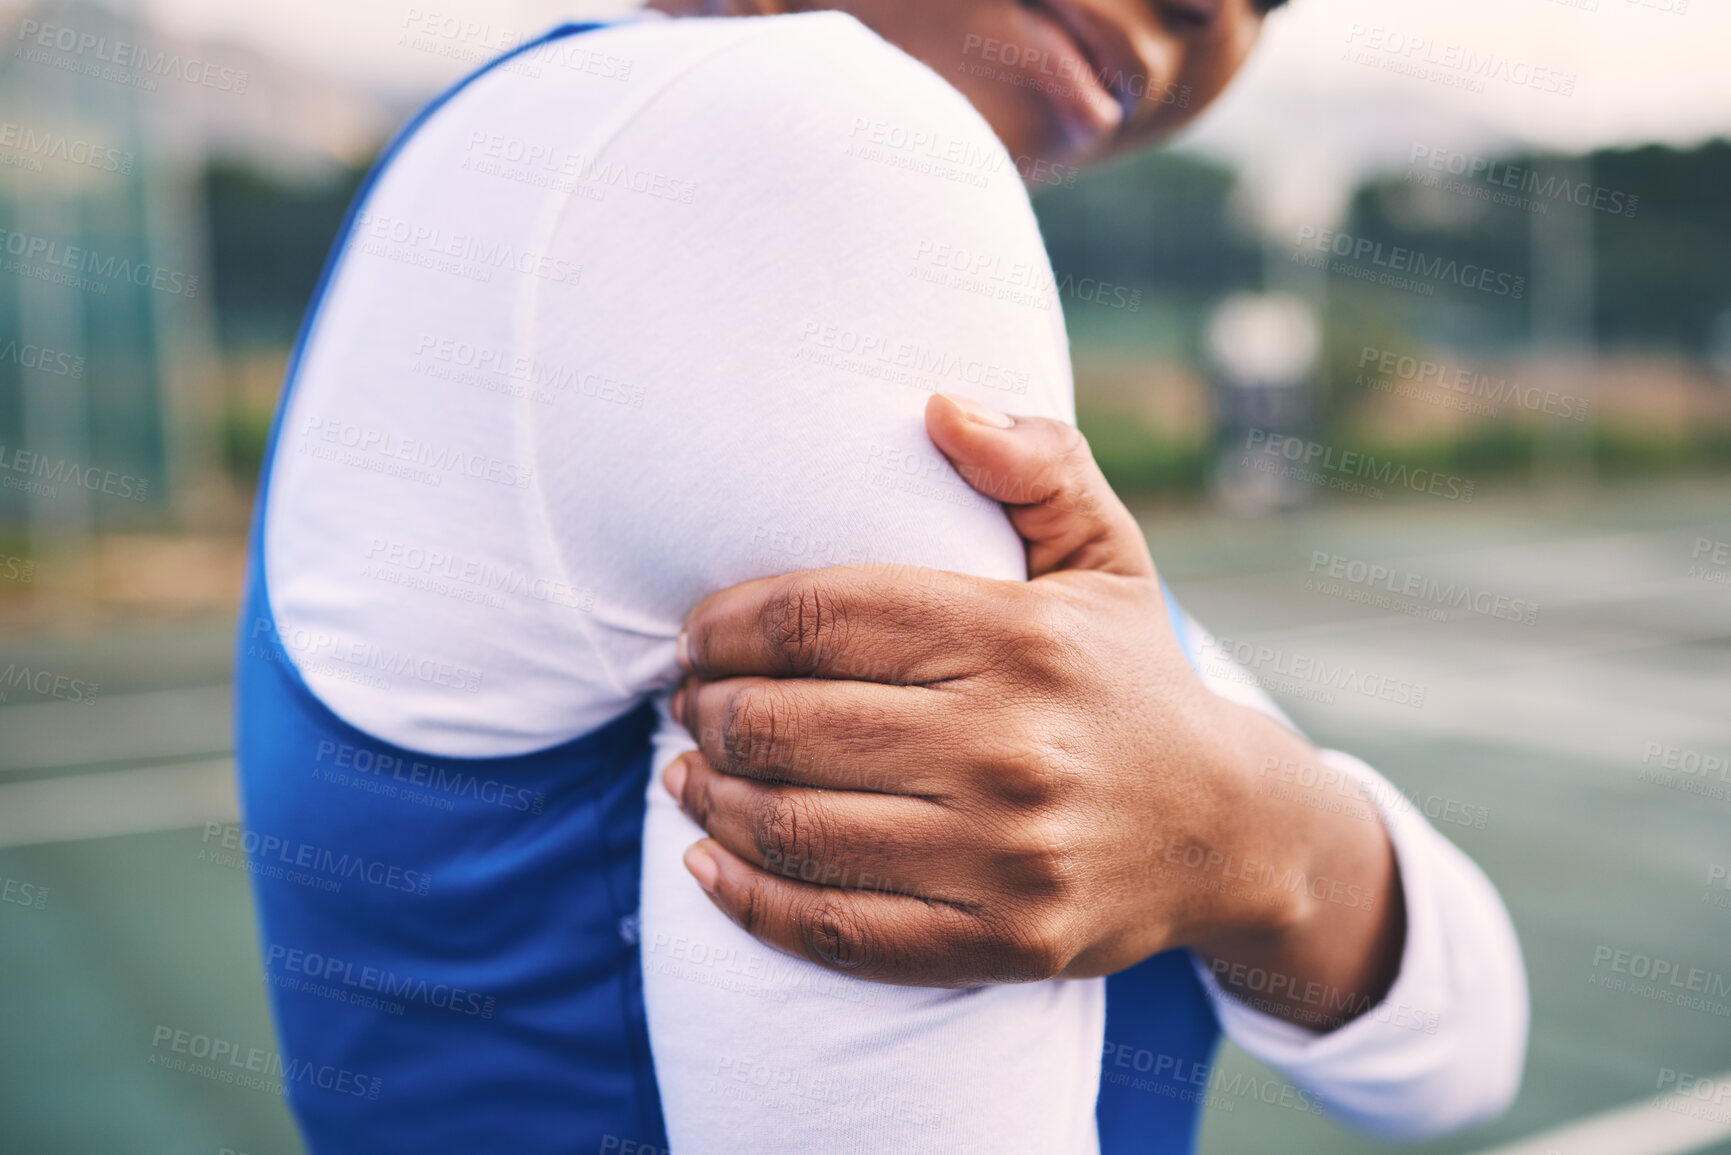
(676, 629, 691, 670)
(663, 756, 688, 802)
(670, 686, 686, 723)
(940, 392, 1014, 429)
(684, 843, 719, 893)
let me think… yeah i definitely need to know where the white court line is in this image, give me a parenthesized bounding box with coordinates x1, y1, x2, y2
(0, 684, 233, 774)
(1470, 1072, 1731, 1155)
(0, 759, 237, 849)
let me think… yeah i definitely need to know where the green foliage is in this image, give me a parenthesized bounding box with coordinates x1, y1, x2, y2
(1076, 405, 1209, 494)
(220, 401, 276, 487)
(1033, 150, 1260, 299)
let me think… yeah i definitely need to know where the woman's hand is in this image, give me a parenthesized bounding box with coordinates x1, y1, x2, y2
(665, 393, 1404, 1028)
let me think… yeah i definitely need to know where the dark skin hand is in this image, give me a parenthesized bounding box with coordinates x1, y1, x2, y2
(665, 393, 1405, 1031)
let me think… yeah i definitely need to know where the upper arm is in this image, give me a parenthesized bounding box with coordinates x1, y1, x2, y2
(262, 13, 1073, 756)
(519, 11, 1077, 697)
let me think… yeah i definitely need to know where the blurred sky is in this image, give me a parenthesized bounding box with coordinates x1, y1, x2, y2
(103, 0, 1731, 223)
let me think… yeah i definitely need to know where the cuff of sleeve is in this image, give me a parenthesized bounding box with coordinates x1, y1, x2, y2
(1188, 748, 1527, 1138)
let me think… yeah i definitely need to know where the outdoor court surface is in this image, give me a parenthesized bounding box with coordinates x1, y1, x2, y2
(2, 476, 1728, 1155)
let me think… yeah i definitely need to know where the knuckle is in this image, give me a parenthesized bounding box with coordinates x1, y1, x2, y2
(720, 683, 793, 777)
(1037, 421, 1094, 510)
(1007, 918, 1070, 982)
(798, 895, 871, 971)
(984, 727, 1065, 806)
(751, 790, 826, 869)
(997, 593, 1084, 684)
(999, 815, 1079, 897)
(762, 577, 848, 675)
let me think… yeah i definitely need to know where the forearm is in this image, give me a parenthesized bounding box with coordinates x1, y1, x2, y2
(1182, 698, 1406, 1033)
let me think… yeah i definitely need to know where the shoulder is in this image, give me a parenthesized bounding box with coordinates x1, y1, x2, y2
(665, 13, 1016, 185)
(493, 13, 1031, 207)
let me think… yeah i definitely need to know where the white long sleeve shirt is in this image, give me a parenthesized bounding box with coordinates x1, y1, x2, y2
(260, 11, 1527, 1152)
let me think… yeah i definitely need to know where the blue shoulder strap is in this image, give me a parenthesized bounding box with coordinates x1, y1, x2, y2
(1095, 582, 1222, 1154)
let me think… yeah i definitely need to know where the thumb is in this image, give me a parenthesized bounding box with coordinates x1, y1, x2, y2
(926, 392, 1153, 579)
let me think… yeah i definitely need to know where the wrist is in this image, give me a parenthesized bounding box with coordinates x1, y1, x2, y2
(1184, 718, 1407, 1031)
(1173, 692, 1325, 951)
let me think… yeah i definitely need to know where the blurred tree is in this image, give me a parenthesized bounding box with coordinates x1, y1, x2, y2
(202, 160, 368, 347)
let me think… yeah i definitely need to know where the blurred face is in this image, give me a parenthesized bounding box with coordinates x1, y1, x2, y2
(654, 0, 1280, 169)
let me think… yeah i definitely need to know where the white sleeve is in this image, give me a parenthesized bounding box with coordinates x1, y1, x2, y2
(260, 12, 1101, 1151)
(1188, 619, 1529, 1139)
(510, 15, 1101, 1155)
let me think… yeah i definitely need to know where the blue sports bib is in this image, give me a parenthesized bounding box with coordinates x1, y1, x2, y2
(236, 23, 1218, 1153)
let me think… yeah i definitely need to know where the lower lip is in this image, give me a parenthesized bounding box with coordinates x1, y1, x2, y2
(1017, 2, 1125, 153)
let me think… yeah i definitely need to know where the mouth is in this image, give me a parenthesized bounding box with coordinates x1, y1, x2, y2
(1014, 0, 1129, 153)
(1010, 0, 1149, 139)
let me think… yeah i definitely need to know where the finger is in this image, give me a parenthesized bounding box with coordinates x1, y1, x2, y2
(678, 564, 1006, 682)
(926, 392, 1154, 579)
(683, 838, 1040, 987)
(673, 675, 955, 794)
(669, 751, 959, 898)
